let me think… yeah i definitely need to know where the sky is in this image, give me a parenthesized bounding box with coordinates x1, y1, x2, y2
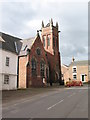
(0, 0, 88, 65)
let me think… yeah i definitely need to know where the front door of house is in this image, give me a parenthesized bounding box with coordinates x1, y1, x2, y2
(81, 75, 85, 82)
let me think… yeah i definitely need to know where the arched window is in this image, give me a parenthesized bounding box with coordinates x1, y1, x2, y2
(53, 36, 55, 48)
(43, 36, 45, 47)
(40, 60, 45, 77)
(47, 36, 50, 46)
(56, 37, 58, 48)
(31, 58, 37, 76)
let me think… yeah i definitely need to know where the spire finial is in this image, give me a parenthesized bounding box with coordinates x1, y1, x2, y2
(37, 30, 39, 36)
(51, 18, 53, 25)
(50, 18, 53, 27)
(42, 20, 44, 28)
(56, 22, 58, 29)
(72, 56, 75, 62)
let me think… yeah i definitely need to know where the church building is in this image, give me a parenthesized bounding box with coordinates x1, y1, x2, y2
(18, 19, 61, 88)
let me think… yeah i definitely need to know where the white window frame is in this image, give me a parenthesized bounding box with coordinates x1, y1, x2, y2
(73, 73, 77, 80)
(72, 66, 77, 73)
(4, 75, 9, 84)
(6, 57, 10, 66)
(80, 74, 86, 82)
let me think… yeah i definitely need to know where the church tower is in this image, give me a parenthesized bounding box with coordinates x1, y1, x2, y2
(41, 19, 61, 84)
(41, 18, 59, 55)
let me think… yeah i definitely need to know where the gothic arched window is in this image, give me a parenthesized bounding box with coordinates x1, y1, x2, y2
(43, 36, 45, 47)
(40, 60, 45, 77)
(53, 36, 55, 48)
(31, 58, 37, 76)
(56, 37, 58, 48)
(47, 36, 50, 46)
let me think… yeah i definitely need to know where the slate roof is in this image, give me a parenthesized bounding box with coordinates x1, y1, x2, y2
(62, 64, 69, 68)
(19, 37, 35, 56)
(69, 60, 89, 66)
(0, 32, 22, 55)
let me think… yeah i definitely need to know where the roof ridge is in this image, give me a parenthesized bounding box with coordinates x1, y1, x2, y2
(0, 32, 22, 40)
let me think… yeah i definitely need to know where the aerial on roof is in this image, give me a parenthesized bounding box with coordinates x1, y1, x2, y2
(0, 32, 22, 54)
(69, 60, 89, 66)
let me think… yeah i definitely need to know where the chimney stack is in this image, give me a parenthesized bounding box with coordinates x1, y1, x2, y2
(72, 57, 75, 62)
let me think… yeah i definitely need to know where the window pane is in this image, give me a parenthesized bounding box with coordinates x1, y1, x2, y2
(31, 58, 37, 76)
(40, 61, 45, 77)
(73, 67, 77, 72)
(43, 37, 45, 47)
(6, 57, 9, 66)
(73, 74, 77, 79)
(4, 75, 9, 84)
(47, 36, 50, 46)
(53, 37, 55, 47)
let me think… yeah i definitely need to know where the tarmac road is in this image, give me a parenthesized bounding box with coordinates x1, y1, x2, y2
(2, 86, 88, 119)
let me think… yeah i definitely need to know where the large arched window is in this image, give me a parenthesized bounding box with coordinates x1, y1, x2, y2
(53, 36, 55, 48)
(47, 36, 50, 47)
(40, 60, 45, 77)
(31, 58, 37, 76)
(43, 36, 45, 47)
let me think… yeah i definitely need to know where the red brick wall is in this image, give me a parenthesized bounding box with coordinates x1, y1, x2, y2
(18, 21, 61, 88)
(29, 36, 48, 86)
(41, 25, 61, 82)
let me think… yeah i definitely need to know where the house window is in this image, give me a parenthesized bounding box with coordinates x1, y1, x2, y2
(31, 58, 37, 76)
(4, 75, 9, 84)
(40, 61, 45, 77)
(47, 36, 50, 46)
(73, 74, 77, 80)
(73, 67, 77, 73)
(6, 57, 9, 66)
(43, 37, 45, 47)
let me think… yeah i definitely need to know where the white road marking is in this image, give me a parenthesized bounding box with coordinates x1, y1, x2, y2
(68, 92, 76, 98)
(47, 99, 64, 110)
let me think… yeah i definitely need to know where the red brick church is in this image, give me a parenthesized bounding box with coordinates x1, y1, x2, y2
(18, 19, 61, 88)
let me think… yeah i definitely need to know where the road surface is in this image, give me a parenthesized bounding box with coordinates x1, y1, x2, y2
(2, 86, 88, 119)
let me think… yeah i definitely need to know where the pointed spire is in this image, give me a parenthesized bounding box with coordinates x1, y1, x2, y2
(72, 56, 75, 62)
(42, 20, 44, 28)
(56, 22, 58, 29)
(51, 18, 53, 25)
(50, 18, 53, 27)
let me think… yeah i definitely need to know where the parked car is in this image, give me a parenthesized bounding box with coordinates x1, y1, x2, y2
(65, 80, 83, 87)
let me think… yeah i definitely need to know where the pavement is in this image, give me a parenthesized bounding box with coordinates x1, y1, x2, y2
(2, 85, 88, 119)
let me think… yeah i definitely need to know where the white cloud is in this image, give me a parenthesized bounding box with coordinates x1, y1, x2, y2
(0, 1, 88, 65)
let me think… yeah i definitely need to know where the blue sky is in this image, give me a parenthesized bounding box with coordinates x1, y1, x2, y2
(0, 0, 88, 65)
